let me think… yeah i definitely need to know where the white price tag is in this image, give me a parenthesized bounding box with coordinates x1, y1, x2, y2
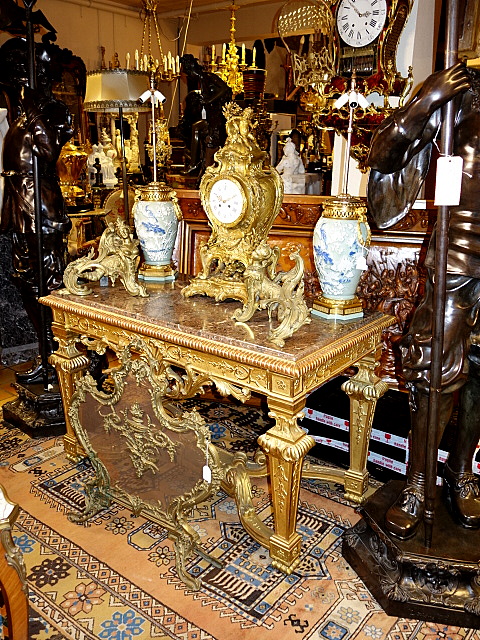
(202, 465, 212, 483)
(434, 156, 463, 206)
(356, 253, 368, 270)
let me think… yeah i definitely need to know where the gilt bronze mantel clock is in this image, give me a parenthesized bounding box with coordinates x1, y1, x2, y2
(182, 103, 283, 303)
(182, 103, 310, 347)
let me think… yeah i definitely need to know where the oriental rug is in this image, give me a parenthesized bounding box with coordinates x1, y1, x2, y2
(0, 401, 479, 640)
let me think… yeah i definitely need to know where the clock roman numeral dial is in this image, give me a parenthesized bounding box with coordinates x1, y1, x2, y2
(336, 0, 387, 48)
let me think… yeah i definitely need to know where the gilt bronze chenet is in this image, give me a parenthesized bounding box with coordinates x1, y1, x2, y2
(62, 218, 148, 297)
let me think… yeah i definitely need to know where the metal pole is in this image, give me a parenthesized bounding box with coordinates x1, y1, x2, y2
(24, 0, 49, 391)
(424, 0, 459, 548)
(118, 106, 130, 225)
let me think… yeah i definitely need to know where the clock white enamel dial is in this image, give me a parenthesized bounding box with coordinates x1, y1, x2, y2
(208, 178, 245, 225)
(336, 0, 387, 47)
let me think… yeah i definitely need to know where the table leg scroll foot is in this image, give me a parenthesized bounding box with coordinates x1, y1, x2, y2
(342, 353, 389, 504)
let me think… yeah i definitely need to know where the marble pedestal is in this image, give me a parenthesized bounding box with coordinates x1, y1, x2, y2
(2, 382, 65, 438)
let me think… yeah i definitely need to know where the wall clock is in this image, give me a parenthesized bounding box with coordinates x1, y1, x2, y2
(306, 0, 413, 169)
(336, 0, 387, 48)
(326, 0, 413, 99)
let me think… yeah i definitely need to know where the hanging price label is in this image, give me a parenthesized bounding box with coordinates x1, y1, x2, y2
(434, 156, 463, 206)
(203, 446, 212, 483)
(356, 252, 368, 270)
(203, 464, 212, 483)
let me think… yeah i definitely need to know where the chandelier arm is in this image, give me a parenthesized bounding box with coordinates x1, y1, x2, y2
(153, 13, 164, 59)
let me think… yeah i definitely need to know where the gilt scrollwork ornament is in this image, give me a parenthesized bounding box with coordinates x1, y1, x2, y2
(62, 218, 148, 297)
(183, 103, 310, 346)
(67, 338, 223, 590)
(233, 244, 311, 347)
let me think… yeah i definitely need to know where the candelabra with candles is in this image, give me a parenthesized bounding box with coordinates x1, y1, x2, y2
(210, 1, 248, 97)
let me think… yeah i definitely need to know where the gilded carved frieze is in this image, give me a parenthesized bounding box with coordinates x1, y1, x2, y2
(277, 203, 322, 227)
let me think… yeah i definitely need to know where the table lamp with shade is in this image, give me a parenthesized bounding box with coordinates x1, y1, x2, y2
(132, 71, 182, 283)
(83, 68, 150, 224)
(312, 74, 371, 320)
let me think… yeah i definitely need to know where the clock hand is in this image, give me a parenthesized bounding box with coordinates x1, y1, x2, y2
(346, 1, 362, 17)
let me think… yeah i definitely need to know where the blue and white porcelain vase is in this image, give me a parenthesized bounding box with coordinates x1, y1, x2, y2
(312, 194, 370, 319)
(133, 182, 182, 282)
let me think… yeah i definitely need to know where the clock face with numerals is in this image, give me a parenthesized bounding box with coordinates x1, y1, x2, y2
(208, 177, 246, 225)
(336, 0, 387, 47)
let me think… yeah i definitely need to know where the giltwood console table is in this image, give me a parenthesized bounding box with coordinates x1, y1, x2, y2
(42, 280, 393, 574)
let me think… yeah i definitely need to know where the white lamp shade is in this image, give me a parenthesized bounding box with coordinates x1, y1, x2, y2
(84, 69, 150, 113)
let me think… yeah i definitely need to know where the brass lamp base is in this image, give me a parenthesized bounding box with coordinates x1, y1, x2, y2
(138, 263, 177, 283)
(311, 295, 363, 320)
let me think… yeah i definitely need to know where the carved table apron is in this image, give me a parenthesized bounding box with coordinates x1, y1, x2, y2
(41, 279, 394, 575)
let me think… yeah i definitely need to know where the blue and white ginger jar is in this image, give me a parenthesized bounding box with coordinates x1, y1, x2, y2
(133, 182, 182, 282)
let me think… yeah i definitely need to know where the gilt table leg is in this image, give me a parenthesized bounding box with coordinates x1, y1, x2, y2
(341, 349, 389, 503)
(257, 398, 315, 573)
(49, 324, 89, 461)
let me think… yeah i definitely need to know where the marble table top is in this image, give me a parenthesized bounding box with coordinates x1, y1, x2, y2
(43, 276, 394, 375)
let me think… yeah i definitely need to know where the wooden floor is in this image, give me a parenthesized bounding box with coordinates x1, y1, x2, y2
(0, 362, 33, 406)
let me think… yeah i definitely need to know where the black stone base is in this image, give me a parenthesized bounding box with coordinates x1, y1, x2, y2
(343, 480, 480, 629)
(2, 382, 65, 438)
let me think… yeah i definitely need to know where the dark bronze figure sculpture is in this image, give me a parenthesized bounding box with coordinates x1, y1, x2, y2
(176, 89, 208, 177)
(0, 37, 73, 384)
(179, 54, 232, 175)
(367, 62, 480, 539)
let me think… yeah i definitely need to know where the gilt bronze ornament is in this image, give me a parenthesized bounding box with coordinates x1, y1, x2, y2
(182, 103, 310, 346)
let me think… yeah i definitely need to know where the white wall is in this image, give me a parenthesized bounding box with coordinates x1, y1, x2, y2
(34, 0, 177, 71)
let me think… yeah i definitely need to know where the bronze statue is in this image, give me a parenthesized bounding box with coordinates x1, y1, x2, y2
(367, 62, 480, 539)
(176, 89, 208, 177)
(179, 54, 232, 175)
(0, 37, 73, 384)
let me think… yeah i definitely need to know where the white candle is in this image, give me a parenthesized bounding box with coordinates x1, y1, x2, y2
(252, 47, 256, 66)
(163, 55, 168, 73)
(242, 43, 245, 65)
(167, 51, 172, 70)
(126, 52, 130, 69)
(144, 54, 148, 70)
(176, 55, 180, 74)
(222, 43, 226, 62)
(135, 49, 139, 70)
(212, 44, 216, 62)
